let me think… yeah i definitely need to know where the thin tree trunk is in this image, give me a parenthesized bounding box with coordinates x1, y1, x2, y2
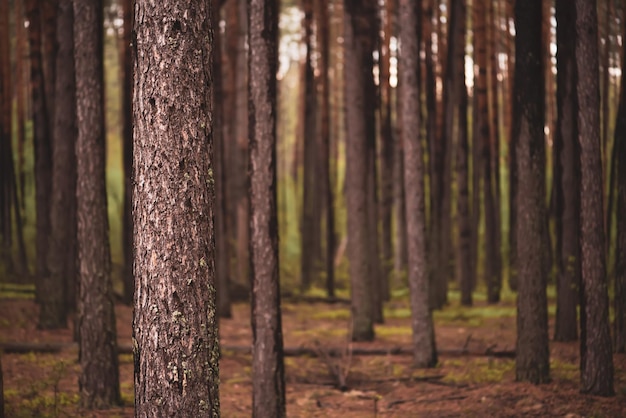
(553, 0, 580, 343)
(133, 0, 220, 414)
(248, 0, 286, 415)
(575, 0, 615, 397)
(74, 0, 120, 408)
(513, 0, 550, 385)
(399, 0, 437, 368)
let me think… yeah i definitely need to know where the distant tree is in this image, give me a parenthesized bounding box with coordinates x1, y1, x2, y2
(132, 0, 220, 415)
(575, 0, 615, 397)
(74, 0, 120, 408)
(248, 0, 286, 416)
(345, 0, 376, 341)
(40, 0, 77, 329)
(553, 0, 580, 343)
(120, 0, 133, 306)
(26, 0, 53, 297)
(513, 0, 550, 385)
(399, 0, 437, 368)
(615, 0, 626, 354)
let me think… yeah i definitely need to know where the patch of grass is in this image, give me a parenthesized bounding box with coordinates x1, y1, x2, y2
(550, 358, 578, 381)
(375, 325, 412, 337)
(442, 358, 515, 384)
(312, 308, 350, 321)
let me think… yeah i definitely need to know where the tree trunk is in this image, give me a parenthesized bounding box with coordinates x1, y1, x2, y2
(345, 0, 376, 342)
(0, 355, 3, 418)
(26, 0, 53, 298)
(213, 0, 232, 319)
(42, 0, 58, 134)
(0, 0, 13, 273)
(40, 0, 77, 329)
(133, 0, 220, 414)
(248, 0, 286, 415)
(553, 0, 580, 343)
(315, 0, 335, 299)
(399, 0, 437, 369)
(120, 0, 134, 306)
(300, 0, 320, 292)
(74, 0, 120, 408)
(575, 0, 615, 397)
(513, 0, 550, 385)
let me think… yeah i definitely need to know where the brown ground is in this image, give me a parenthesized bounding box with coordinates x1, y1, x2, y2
(1, 294, 625, 417)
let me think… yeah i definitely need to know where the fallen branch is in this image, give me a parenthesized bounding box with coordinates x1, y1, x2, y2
(0, 341, 515, 359)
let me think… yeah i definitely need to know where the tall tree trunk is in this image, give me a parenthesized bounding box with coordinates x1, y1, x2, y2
(26, 0, 53, 298)
(42, 0, 58, 134)
(316, 0, 335, 299)
(74, 0, 120, 408)
(399, 0, 437, 368)
(553, 0, 580, 343)
(248, 0, 286, 415)
(121, 0, 134, 306)
(213, 0, 232, 319)
(345, 0, 376, 342)
(300, 0, 320, 291)
(133, 0, 220, 414)
(0, 0, 13, 273)
(40, 0, 77, 329)
(513, 0, 550, 385)
(575, 0, 615, 397)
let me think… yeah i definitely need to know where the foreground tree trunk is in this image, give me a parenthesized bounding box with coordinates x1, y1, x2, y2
(345, 0, 375, 342)
(248, 0, 286, 416)
(399, 0, 437, 368)
(553, 0, 580, 343)
(513, 0, 550, 385)
(575, 0, 615, 397)
(133, 0, 220, 415)
(74, 0, 120, 408)
(40, 0, 77, 329)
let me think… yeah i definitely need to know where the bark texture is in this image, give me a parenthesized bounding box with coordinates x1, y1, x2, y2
(575, 0, 615, 396)
(133, 0, 220, 415)
(513, 0, 550, 385)
(399, 0, 437, 368)
(74, 0, 120, 408)
(248, 0, 286, 416)
(553, 0, 580, 342)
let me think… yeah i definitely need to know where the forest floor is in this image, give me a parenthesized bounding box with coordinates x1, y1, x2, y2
(1, 288, 626, 417)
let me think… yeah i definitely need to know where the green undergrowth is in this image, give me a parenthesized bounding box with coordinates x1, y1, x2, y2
(442, 358, 515, 384)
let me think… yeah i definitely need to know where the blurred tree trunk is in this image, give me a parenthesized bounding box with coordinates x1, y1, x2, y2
(507, 0, 518, 292)
(513, 0, 550, 385)
(452, 0, 471, 307)
(42, 0, 58, 133)
(345, 0, 376, 341)
(614, 2, 626, 355)
(15, 0, 28, 222)
(575, 0, 615, 397)
(399, 0, 437, 368)
(40, 0, 77, 329)
(315, 0, 335, 299)
(120, 0, 133, 306)
(300, 0, 320, 292)
(74, 0, 120, 408)
(26, 0, 53, 299)
(378, 0, 394, 302)
(235, 0, 250, 293)
(213, 0, 232, 319)
(248, 0, 286, 415)
(553, 0, 580, 343)
(0, 355, 3, 418)
(132, 0, 220, 414)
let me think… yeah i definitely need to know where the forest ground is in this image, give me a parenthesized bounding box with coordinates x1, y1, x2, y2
(1, 287, 626, 418)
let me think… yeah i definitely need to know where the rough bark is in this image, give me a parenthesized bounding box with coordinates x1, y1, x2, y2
(132, 0, 220, 415)
(399, 0, 437, 368)
(553, 0, 580, 343)
(40, 0, 77, 329)
(26, 0, 53, 296)
(74, 0, 120, 408)
(248, 0, 286, 415)
(513, 0, 550, 385)
(575, 0, 615, 397)
(345, 0, 375, 342)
